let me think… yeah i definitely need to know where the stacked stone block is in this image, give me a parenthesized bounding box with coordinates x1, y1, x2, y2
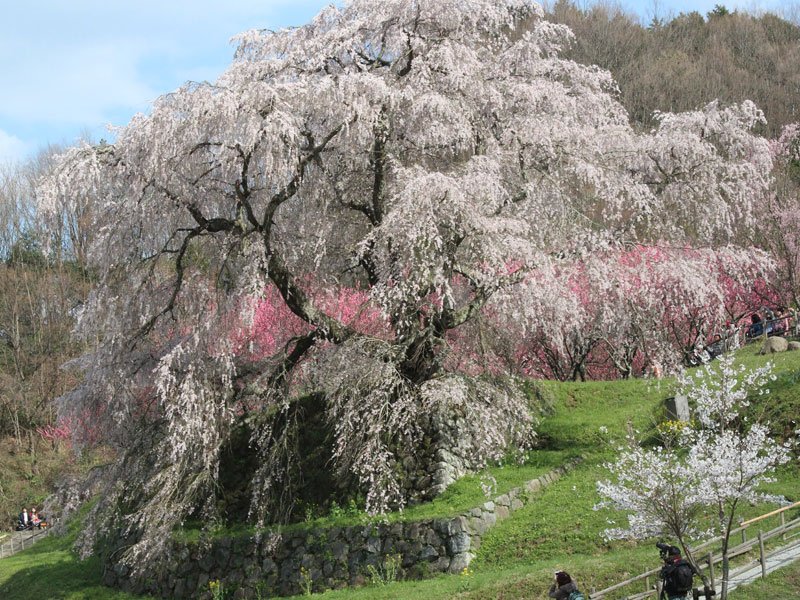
(102, 456, 584, 599)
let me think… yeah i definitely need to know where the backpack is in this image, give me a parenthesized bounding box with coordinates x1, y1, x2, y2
(568, 591, 586, 600)
(666, 561, 694, 594)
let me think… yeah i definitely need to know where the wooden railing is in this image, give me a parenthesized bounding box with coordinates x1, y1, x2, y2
(0, 527, 50, 559)
(588, 502, 800, 600)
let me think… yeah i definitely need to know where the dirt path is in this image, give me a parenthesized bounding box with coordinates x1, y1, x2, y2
(0, 528, 49, 559)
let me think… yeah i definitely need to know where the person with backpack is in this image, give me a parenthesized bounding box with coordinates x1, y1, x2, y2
(659, 546, 695, 600)
(549, 571, 585, 600)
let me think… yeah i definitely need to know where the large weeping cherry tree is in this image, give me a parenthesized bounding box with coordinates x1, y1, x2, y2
(38, 0, 772, 571)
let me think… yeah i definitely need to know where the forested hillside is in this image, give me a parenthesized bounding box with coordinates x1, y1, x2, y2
(0, 151, 98, 527)
(547, 1, 800, 135)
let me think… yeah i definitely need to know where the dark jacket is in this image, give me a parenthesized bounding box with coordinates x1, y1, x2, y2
(549, 580, 578, 599)
(660, 558, 695, 596)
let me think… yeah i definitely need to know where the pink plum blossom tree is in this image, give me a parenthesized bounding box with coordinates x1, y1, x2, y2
(37, 0, 774, 572)
(507, 246, 769, 381)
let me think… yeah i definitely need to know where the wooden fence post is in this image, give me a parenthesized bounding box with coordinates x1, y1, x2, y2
(707, 552, 715, 591)
(587, 512, 799, 600)
(781, 512, 786, 542)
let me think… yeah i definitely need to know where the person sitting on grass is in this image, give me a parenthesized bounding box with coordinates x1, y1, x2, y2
(746, 313, 763, 338)
(549, 571, 585, 600)
(723, 321, 739, 351)
(707, 334, 723, 360)
(772, 311, 789, 336)
(17, 508, 31, 530)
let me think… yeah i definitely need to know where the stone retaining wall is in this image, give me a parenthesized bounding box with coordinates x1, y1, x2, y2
(393, 408, 499, 505)
(103, 456, 584, 599)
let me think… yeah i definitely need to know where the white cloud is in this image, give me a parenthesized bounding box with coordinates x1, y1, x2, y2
(0, 130, 33, 165)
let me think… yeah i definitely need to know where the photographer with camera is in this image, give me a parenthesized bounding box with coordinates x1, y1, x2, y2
(548, 571, 585, 600)
(657, 542, 695, 600)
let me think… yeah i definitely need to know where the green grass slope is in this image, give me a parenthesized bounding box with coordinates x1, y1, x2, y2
(0, 516, 153, 600)
(1, 346, 798, 600)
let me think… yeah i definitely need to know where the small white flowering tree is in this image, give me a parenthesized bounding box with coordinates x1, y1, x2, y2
(597, 354, 793, 600)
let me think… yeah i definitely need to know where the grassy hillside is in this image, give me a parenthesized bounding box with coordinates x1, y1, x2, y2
(0, 514, 152, 600)
(1, 346, 798, 600)
(0, 438, 109, 531)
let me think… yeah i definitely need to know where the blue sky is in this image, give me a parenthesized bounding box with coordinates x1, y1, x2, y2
(0, 0, 793, 164)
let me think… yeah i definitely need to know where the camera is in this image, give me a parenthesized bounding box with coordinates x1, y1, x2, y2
(656, 541, 676, 560)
